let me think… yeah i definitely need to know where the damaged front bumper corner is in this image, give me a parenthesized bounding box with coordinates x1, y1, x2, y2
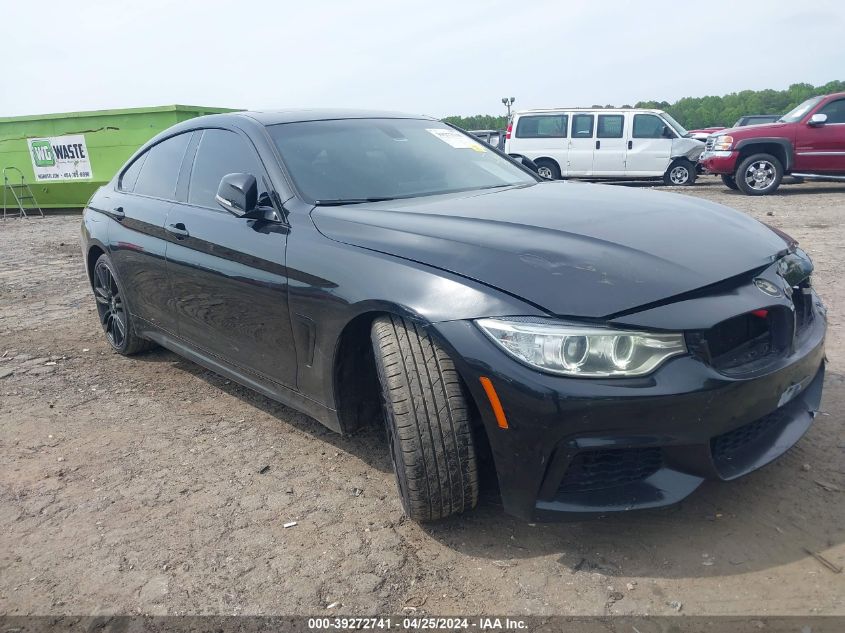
(433, 257, 827, 520)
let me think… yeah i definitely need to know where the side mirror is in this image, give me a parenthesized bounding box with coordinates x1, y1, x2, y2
(216, 173, 257, 217)
(808, 113, 828, 127)
(508, 153, 540, 174)
(662, 125, 675, 139)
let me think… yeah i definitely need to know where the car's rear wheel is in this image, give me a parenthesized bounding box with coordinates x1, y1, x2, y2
(721, 174, 739, 190)
(735, 153, 783, 195)
(92, 254, 155, 355)
(663, 159, 696, 186)
(371, 315, 479, 521)
(534, 159, 561, 180)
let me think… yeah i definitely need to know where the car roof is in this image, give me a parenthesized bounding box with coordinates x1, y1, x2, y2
(234, 109, 437, 125)
(514, 108, 666, 116)
(142, 109, 444, 151)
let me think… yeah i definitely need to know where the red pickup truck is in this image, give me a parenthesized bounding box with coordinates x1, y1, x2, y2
(699, 92, 845, 195)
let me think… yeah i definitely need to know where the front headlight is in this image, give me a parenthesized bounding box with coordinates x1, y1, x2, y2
(712, 135, 734, 151)
(476, 318, 687, 378)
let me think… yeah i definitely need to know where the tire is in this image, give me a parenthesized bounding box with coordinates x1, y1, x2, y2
(92, 254, 155, 355)
(663, 159, 696, 186)
(735, 153, 783, 195)
(721, 174, 739, 190)
(371, 315, 479, 521)
(534, 159, 561, 180)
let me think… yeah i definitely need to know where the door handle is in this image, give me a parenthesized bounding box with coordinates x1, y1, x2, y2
(112, 206, 125, 220)
(165, 222, 189, 239)
(595, 140, 601, 150)
(628, 140, 633, 150)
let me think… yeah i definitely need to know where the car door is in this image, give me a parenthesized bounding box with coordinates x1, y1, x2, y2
(794, 97, 845, 173)
(567, 113, 595, 175)
(626, 113, 673, 176)
(165, 127, 297, 388)
(592, 113, 627, 176)
(108, 132, 192, 335)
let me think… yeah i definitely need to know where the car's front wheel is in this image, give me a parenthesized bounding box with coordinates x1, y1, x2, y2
(371, 315, 479, 521)
(721, 174, 739, 190)
(663, 159, 696, 186)
(92, 254, 155, 355)
(735, 153, 783, 195)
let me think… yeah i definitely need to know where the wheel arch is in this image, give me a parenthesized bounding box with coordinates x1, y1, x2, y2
(664, 158, 696, 185)
(735, 138, 793, 171)
(85, 243, 107, 288)
(333, 309, 394, 434)
(533, 156, 561, 170)
(331, 306, 488, 441)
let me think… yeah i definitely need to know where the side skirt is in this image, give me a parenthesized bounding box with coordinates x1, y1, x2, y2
(140, 326, 342, 433)
(790, 172, 845, 181)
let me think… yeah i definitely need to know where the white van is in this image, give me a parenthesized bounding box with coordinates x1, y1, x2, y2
(505, 108, 704, 185)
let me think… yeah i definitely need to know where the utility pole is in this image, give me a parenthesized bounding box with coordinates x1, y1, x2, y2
(502, 97, 515, 119)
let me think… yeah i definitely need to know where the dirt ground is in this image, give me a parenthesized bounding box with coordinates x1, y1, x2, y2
(1, 176, 844, 617)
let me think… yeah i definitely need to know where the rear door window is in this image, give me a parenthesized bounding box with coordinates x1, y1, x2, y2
(515, 115, 568, 138)
(133, 133, 192, 200)
(571, 114, 594, 138)
(597, 115, 624, 138)
(632, 114, 666, 138)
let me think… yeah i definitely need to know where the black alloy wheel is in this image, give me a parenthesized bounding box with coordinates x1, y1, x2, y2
(92, 255, 154, 355)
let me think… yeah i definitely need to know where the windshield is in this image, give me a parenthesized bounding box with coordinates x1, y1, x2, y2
(268, 118, 537, 204)
(661, 112, 688, 137)
(779, 96, 824, 123)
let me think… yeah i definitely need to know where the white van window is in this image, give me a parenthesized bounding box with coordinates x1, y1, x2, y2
(597, 115, 624, 138)
(632, 114, 666, 139)
(515, 115, 568, 138)
(572, 114, 594, 137)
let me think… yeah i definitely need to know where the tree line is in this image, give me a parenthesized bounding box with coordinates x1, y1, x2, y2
(444, 80, 845, 131)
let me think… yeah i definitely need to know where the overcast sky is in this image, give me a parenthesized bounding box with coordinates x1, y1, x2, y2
(4, 0, 844, 119)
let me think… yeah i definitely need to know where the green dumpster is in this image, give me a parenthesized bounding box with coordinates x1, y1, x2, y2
(0, 105, 238, 210)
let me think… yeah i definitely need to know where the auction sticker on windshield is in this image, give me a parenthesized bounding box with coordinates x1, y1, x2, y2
(427, 128, 486, 151)
(27, 134, 93, 181)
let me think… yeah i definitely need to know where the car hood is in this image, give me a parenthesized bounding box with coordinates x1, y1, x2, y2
(688, 127, 725, 134)
(311, 182, 789, 318)
(715, 121, 790, 138)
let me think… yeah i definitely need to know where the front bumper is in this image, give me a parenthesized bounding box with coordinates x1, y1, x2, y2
(699, 150, 739, 174)
(433, 289, 826, 521)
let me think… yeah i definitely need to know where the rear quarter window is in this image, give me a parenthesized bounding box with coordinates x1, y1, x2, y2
(515, 115, 568, 138)
(118, 153, 147, 192)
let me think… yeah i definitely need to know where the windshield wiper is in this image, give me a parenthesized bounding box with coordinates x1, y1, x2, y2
(474, 183, 516, 191)
(314, 197, 397, 206)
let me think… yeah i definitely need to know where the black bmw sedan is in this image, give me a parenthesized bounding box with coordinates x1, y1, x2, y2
(81, 110, 826, 521)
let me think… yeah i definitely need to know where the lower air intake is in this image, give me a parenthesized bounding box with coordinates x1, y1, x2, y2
(558, 447, 663, 494)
